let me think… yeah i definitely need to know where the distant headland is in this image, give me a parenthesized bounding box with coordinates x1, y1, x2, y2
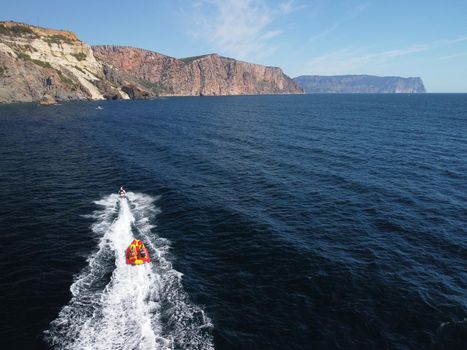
(293, 75, 426, 93)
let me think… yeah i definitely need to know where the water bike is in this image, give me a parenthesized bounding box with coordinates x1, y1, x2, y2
(118, 186, 126, 198)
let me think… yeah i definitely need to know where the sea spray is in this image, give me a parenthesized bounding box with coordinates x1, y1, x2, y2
(45, 192, 213, 349)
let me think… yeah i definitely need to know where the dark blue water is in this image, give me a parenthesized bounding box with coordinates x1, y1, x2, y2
(0, 95, 466, 349)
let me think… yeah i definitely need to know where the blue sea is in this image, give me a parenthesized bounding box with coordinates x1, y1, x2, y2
(0, 94, 466, 349)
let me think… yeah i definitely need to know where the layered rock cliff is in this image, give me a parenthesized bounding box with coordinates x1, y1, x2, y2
(294, 75, 426, 93)
(0, 21, 128, 103)
(92, 46, 303, 97)
(0, 21, 302, 104)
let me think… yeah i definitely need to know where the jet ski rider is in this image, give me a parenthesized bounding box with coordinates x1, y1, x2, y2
(119, 185, 126, 196)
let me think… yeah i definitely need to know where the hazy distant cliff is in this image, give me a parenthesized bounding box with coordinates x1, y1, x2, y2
(93, 46, 303, 97)
(0, 21, 301, 104)
(294, 75, 426, 93)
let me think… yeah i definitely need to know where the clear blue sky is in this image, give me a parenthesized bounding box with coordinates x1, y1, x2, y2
(2, 0, 467, 92)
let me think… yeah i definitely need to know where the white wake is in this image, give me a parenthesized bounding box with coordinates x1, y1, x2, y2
(45, 192, 213, 350)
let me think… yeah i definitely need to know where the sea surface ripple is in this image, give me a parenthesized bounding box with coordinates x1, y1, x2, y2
(0, 94, 466, 349)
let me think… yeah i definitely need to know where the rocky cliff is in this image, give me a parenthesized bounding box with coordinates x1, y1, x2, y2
(0, 21, 128, 103)
(92, 46, 303, 97)
(294, 75, 426, 93)
(0, 21, 302, 104)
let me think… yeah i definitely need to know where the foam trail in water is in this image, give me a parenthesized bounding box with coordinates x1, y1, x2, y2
(46, 192, 213, 350)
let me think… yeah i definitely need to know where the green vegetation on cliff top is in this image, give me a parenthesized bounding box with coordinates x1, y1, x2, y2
(0, 24, 37, 37)
(43, 34, 74, 45)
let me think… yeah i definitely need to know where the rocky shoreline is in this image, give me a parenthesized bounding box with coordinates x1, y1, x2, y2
(0, 21, 303, 104)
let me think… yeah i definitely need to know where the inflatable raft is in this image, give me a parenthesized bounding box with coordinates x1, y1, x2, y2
(125, 239, 151, 265)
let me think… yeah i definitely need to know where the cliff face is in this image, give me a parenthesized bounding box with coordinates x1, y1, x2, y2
(92, 46, 303, 96)
(294, 75, 426, 93)
(0, 21, 302, 104)
(0, 21, 128, 103)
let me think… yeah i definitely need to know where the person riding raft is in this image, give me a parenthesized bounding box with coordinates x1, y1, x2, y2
(126, 239, 151, 265)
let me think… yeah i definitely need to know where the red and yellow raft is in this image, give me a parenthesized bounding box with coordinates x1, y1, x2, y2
(125, 239, 151, 265)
